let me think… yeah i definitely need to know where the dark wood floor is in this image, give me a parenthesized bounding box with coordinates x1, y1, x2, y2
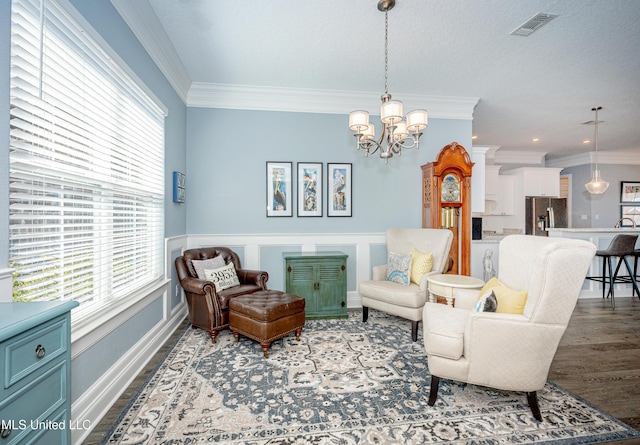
(548, 296, 640, 445)
(83, 297, 640, 444)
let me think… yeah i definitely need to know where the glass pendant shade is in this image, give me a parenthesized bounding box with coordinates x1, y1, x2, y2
(407, 109, 428, 131)
(393, 121, 408, 139)
(380, 100, 403, 124)
(584, 106, 608, 195)
(349, 110, 369, 132)
(585, 169, 609, 194)
(362, 123, 375, 140)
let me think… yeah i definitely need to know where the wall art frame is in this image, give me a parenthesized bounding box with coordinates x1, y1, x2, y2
(620, 205, 640, 227)
(327, 163, 352, 217)
(620, 181, 640, 203)
(297, 162, 323, 217)
(266, 162, 292, 217)
(173, 171, 185, 203)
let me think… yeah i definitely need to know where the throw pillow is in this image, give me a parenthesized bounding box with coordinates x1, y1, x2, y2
(191, 255, 225, 280)
(386, 252, 413, 286)
(474, 289, 498, 312)
(204, 262, 240, 292)
(409, 248, 433, 285)
(477, 277, 528, 315)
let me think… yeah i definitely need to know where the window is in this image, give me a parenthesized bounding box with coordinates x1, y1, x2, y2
(9, 0, 166, 320)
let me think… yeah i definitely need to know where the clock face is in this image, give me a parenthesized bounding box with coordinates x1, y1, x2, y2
(441, 173, 461, 202)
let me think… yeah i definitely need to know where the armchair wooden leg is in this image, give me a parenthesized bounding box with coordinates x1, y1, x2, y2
(362, 306, 369, 322)
(526, 391, 543, 422)
(411, 320, 419, 342)
(208, 330, 219, 344)
(428, 376, 440, 406)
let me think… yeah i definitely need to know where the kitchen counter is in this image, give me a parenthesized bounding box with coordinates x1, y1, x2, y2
(548, 228, 639, 233)
(548, 228, 639, 298)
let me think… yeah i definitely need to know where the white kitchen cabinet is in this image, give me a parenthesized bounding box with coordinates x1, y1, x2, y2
(483, 174, 514, 215)
(520, 168, 562, 197)
(484, 165, 501, 200)
(492, 175, 515, 215)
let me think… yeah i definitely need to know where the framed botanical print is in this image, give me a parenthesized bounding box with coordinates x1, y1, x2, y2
(620, 206, 640, 227)
(327, 163, 352, 217)
(172, 171, 185, 203)
(620, 181, 640, 203)
(266, 162, 292, 217)
(297, 162, 322, 217)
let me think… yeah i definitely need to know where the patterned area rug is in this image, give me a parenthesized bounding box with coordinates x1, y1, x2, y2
(102, 311, 639, 444)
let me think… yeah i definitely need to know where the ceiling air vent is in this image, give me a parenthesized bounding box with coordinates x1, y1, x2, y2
(510, 13, 558, 37)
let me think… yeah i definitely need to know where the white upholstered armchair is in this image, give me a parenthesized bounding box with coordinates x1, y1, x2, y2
(423, 235, 596, 421)
(359, 228, 454, 341)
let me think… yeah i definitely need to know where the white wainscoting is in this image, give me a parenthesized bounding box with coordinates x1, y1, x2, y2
(185, 232, 387, 309)
(70, 235, 189, 444)
(0, 268, 13, 302)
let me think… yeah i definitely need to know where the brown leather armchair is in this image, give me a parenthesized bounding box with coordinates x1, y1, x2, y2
(175, 247, 269, 343)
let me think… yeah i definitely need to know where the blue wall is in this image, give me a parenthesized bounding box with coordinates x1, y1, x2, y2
(186, 107, 472, 234)
(563, 163, 640, 228)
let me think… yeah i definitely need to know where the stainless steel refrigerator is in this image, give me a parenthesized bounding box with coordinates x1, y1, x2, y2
(525, 197, 568, 236)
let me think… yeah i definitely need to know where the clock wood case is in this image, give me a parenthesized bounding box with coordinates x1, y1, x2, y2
(421, 142, 474, 275)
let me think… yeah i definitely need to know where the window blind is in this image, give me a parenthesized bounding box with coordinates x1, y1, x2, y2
(9, 0, 165, 320)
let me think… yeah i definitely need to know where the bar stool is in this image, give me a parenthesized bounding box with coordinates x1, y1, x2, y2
(633, 249, 640, 298)
(586, 234, 639, 308)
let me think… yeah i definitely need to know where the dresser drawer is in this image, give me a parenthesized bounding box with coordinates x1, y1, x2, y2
(0, 361, 67, 445)
(3, 316, 69, 389)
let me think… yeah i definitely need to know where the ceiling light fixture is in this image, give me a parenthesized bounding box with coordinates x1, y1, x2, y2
(584, 106, 609, 195)
(348, 0, 427, 164)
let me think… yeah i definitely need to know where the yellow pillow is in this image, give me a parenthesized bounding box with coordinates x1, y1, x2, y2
(477, 277, 528, 315)
(409, 248, 433, 285)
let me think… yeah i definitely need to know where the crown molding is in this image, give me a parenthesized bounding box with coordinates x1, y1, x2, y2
(493, 150, 548, 166)
(110, 0, 191, 104)
(545, 151, 640, 168)
(187, 83, 479, 119)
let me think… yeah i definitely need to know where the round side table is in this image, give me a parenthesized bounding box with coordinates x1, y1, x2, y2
(426, 274, 484, 307)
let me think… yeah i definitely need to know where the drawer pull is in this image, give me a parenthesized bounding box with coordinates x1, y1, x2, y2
(35, 344, 46, 359)
(1, 426, 11, 439)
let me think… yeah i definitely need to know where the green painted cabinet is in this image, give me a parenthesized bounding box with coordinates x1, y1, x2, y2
(284, 252, 348, 319)
(0, 301, 78, 445)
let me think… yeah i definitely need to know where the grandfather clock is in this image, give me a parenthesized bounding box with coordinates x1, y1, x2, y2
(421, 142, 474, 275)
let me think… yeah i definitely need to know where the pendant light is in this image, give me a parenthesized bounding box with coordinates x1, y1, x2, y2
(584, 106, 609, 194)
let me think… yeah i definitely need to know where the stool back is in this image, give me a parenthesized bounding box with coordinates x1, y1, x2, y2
(600, 234, 639, 256)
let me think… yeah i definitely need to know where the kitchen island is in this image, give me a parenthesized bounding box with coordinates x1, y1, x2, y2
(548, 228, 640, 298)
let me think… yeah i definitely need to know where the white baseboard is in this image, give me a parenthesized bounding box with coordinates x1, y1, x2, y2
(70, 305, 187, 444)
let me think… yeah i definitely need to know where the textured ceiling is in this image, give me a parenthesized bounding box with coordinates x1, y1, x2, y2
(140, 0, 640, 159)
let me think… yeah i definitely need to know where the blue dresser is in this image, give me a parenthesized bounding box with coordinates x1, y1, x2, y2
(0, 301, 78, 445)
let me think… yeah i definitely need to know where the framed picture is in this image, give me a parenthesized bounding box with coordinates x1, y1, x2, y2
(327, 163, 352, 217)
(266, 162, 292, 217)
(620, 181, 640, 203)
(620, 206, 640, 227)
(173, 171, 185, 203)
(297, 162, 323, 217)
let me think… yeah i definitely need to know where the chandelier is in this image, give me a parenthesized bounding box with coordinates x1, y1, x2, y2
(584, 106, 609, 194)
(348, 0, 428, 163)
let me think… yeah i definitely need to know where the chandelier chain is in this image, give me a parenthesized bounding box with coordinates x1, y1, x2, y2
(384, 10, 389, 95)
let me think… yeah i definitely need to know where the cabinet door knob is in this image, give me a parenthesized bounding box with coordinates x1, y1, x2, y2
(341, 301, 346, 307)
(35, 344, 46, 359)
(341, 265, 345, 271)
(287, 266, 292, 272)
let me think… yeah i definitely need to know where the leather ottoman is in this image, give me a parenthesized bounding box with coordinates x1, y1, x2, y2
(229, 290, 305, 358)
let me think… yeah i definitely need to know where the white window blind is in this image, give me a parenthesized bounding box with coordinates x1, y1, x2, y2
(9, 0, 165, 320)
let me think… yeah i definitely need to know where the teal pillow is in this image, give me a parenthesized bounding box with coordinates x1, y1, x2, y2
(474, 290, 498, 312)
(386, 252, 413, 286)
